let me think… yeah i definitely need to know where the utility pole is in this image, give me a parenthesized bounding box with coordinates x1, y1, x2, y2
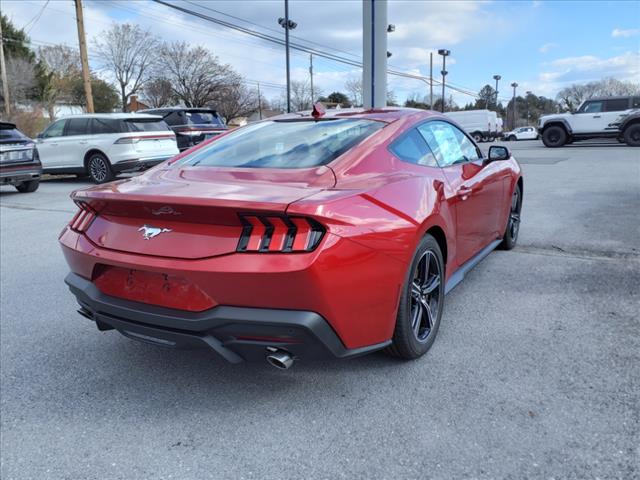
(257, 82, 262, 120)
(526, 90, 531, 124)
(429, 52, 433, 109)
(0, 19, 11, 117)
(511, 82, 518, 129)
(309, 53, 314, 104)
(438, 49, 450, 113)
(278, 0, 297, 113)
(74, 0, 94, 113)
(362, 0, 388, 109)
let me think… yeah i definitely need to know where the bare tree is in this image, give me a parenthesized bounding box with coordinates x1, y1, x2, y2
(557, 77, 640, 112)
(4, 56, 35, 104)
(345, 75, 363, 107)
(159, 42, 237, 107)
(143, 78, 173, 108)
(36, 45, 81, 119)
(212, 80, 259, 122)
(93, 23, 159, 112)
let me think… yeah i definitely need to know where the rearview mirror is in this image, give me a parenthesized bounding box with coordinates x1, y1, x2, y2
(488, 145, 510, 162)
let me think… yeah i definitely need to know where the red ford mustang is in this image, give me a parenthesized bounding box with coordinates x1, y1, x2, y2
(60, 107, 522, 369)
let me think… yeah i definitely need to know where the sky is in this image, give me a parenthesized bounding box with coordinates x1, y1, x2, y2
(3, 0, 640, 106)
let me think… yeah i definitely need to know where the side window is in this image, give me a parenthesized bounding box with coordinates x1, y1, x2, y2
(65, 118, 90, 136)
(388, 129, 438, 167)
(41, 120, 66, 138)
(580, 101, 603, 113)
(632, 97, 640, 109)
(604, 98, 630, 112)
(418, 121, 481, 168)
(90, 118, 119, 134)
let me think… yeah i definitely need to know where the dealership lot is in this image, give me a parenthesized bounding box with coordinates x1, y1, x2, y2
(1, 141, 638, 479)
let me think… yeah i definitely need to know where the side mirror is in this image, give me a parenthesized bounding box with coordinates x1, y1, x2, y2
(488, 145, 510, 162)
(36, 132, 44, 139)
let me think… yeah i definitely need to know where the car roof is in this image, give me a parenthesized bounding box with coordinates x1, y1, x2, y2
(584, 95, 633, 102)
(271, 107, 438, 124)
(58, 113, 163, 120)
(139, 107, 219, 113)
(0, 121, 18, 129)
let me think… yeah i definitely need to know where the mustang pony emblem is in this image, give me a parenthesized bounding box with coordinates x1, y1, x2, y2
(138, 225, 172, 240)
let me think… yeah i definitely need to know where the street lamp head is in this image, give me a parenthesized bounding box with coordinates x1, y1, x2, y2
(441, 70, 448, 76)
(387, 24, 395, 33)
(437, 49, 450, 56)
(278, 17, 297, 29)
(493, 75, 501, 81)
(526, 90, 532, 95)
(511, 82, 518, 88)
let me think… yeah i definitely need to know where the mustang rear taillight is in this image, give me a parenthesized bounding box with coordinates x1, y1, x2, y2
(237, 214, 325, 253)
(69, 202, 97, 233)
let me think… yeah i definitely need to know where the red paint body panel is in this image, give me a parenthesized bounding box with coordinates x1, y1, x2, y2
(60, 108, 522, 351)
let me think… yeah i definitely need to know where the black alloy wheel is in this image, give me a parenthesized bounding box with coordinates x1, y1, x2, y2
(542, 126, 567, 147)
(409, 250, 442, 342)
(386, 234, 445, 359)
(87, 153, 114, 184)
(499, 183, 522, 250)
(623, 124, 640, 146)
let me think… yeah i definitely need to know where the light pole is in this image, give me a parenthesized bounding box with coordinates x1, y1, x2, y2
(511, 82, 518, 129)
(493, 74, 501, 108)
(526, 90, 532, 124)
(437, 49, 450, 112)
(278, 0, 297, 113)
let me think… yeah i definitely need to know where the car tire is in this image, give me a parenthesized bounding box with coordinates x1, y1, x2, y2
(15, 179, 40, 193)
(473, 132, 483, 143)
(542, 126, 567, 147)
(508, 135, 517, 141)
(386, 234, 445, 360)
(623, 123, 640, 146)
(87, 153, 114, 184)
(498, 183, 521, 250)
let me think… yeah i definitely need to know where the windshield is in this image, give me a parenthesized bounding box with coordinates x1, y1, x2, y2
(185, 111, 224, 126)
(176, 118, 384, 169)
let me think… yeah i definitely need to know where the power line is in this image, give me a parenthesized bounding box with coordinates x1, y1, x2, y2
(23, 0, 51, 34)
(151, 0, 484, 100)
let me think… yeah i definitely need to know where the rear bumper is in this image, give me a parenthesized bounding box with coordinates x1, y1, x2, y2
(65, 272, 390, 363)
(0, 165, 42, 184)
(112, 155, 174, 173)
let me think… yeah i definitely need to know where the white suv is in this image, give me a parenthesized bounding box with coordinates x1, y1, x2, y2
(502, 126, 539, 141)
(538, 96, 640, 147)
(35, 113, 179, 183)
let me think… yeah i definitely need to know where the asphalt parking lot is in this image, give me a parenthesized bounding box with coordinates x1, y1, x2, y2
(1, 140, 638, 479)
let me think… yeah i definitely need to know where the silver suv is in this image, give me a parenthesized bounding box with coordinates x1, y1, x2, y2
(539, 96, 640, 147)
(35, 113, 180, 183)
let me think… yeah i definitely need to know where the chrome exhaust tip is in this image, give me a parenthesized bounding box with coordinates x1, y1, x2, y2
(266, 348, 294, 370)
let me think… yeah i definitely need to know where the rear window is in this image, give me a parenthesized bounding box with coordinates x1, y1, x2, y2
(185, 111, 224, 126)
(176, 119, 384, 169)
(0, 126, 29, 141)
(604, 98, 630, 112)
(125, 118, 171, 132)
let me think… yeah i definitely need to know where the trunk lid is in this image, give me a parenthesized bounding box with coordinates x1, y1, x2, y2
(75, 165, 335, 259)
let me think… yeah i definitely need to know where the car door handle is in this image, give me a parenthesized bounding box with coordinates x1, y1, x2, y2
(593, 115, 601, 118)
(79, 141, 88, 145)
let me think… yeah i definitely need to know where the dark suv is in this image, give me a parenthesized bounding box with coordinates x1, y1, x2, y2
(138, 108, 227, 151)
(0, 122, 41, 193)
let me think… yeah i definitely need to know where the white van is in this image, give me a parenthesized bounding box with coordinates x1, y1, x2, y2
(35, 113, 179, 183)
(444, 109, 498, 143)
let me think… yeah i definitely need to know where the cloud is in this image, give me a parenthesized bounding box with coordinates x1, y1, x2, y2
(535, 51, 640, 97)
(612, 28, 640, 38)
(539, 43, 557, 53)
